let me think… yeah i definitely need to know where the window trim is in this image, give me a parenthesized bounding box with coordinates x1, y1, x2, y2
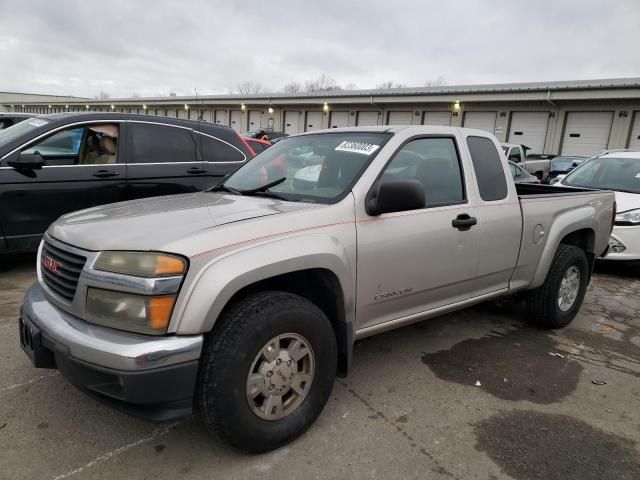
(366, 134, 469, 212)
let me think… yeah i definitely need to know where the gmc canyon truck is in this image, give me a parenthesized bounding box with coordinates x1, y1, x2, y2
(19, 126, 615, 453)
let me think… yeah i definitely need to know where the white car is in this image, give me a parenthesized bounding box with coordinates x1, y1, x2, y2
(556, 151, 640, 261)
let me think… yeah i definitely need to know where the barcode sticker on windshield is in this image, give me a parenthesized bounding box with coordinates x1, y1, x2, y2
(28, 119, 48, 127)
(335, 141, 380, 155)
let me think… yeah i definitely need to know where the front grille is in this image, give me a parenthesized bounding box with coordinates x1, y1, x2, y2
(41, 239, 86, 302)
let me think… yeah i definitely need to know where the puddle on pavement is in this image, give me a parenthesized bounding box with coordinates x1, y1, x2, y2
(420, 323, 582, 403)
(475, 410, 640, 480)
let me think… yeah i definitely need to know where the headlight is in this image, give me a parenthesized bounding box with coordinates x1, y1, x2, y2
(86, 288, 176, 335)
(94, 251, 186, 277)
(615, 209, 640, 225)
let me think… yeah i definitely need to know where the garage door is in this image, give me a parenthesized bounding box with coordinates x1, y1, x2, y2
(330, 111, 349, 128)
(387, 111, 413, 125)
(463, 112, 496, 133)
(306, 111, 323, 131)
(230, 110, 242, 131)
(248, 110, 261, 130)
(178, 109, 188, 119)
(215, 110, 227, 126)
(508, 112, 549, 154)
(627, 112, 640, 149)
(357, 111, 379, 126)
(200, 109, 213, 122)
(422, 111, 451, 126)
(561, 112, 613, 156)
(284, 111, 301, 134)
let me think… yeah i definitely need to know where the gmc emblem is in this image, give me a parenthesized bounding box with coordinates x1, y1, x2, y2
(43, 256, 62, 275)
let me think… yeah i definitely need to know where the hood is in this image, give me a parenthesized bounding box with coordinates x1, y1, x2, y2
(613, 190, 640, 213)
(49, 192, 318, 251)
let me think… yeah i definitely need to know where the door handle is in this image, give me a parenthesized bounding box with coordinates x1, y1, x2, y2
(452, 213, 477, 231)
(186, 167, 206, 174)
(92, 170, 119, 178)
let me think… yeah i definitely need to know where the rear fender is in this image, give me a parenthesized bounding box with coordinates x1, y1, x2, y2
(531, 207, 596, 288)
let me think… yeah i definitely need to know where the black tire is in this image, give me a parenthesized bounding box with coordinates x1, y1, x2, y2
(526, 244, 589, 328)
(196, 291, 337, 453)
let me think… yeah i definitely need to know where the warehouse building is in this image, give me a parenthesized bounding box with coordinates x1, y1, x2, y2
(4, 77, 640, 156)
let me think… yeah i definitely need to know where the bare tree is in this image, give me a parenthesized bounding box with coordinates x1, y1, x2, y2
(376, 80, 406, 89)
(304, 74, 342, 92)
(131, 92, 141, 98)
(343, 82, 358, 91)
(424, 76, 447, 87)
(94, 90, 110, 100)
(235, 81, 267, 95)
(282, 82, 302, 93)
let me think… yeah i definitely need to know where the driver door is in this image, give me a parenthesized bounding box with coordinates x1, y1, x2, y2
(0, 122, 126, 250)
(355, 136, 480, 331)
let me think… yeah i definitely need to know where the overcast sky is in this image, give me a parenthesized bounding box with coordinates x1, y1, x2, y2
(1, 0, 639, 99)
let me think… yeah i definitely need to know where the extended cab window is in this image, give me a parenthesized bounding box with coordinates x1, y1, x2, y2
(467, 136, 508, 201)
(129, 123, 196, 163)
(200, 134, 246, 163)
(380, 137, 465, 206)
(21, 124, 119, 166)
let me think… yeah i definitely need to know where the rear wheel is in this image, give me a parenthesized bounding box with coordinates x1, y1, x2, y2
(526, 244, 589, 328)
(197, 291, 337, 453)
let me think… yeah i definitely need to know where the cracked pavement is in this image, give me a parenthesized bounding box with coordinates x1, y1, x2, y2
(1, 256, 639, 480)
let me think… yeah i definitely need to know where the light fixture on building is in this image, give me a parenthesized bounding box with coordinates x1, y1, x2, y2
(48, 104, 52, 109)
(323, 102, 329, 112)
(453, 101, 460, 110)
(110, 104, 115, 111)
(184, 104, 189, 111)
(85, 105, 90, 110)
(241, 103, 246, 111)
(142, 104, 148, 110)
(65, 105, 69, 109)
(268, 106, 274, 114)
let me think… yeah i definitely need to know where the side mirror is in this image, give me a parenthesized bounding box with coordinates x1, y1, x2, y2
(366, 180, 425, 216)
(7, 151, 45, 170)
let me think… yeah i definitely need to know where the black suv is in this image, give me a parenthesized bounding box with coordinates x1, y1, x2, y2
(0, 113, 255, 253)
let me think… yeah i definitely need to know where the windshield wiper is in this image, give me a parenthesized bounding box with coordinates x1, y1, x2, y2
(209, 183, 242, 195)
(238, 177, 287, 195)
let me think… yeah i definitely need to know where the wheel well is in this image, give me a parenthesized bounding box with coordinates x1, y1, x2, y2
(560, 228, 596, 274)
(221, 269, 351, 376)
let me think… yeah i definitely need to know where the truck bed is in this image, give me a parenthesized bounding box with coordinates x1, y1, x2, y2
(515, 183, 601, 198)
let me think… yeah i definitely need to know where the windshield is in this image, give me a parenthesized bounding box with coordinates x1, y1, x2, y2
(0, 117, 48, 149)
(562, 157, 640, 193)
(223, 132, 391, 203)
(551, 156, 585, 170)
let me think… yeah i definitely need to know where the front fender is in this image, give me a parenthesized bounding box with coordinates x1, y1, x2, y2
(171, 232, 356, 334)
(530, 206, 596, 288)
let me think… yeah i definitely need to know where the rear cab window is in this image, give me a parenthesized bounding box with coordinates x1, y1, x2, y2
(466, 136, 508, 201)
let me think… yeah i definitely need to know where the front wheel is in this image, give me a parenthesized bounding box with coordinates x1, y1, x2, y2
(526, 244, 589, 328)
(196, 291, 337, 453)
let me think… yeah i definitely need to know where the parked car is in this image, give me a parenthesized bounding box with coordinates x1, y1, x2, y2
(0, 112, 34, 130)
(555, 151, 640, 262)
(19, 126, 614, 453)
(242, 130, 288, 142)
(0, 113, 254, 253)
(501, 142, 556, 182)
(548, 155, 587, 182)
(509, 160, 540, 184)
(244, 137, 272, 154)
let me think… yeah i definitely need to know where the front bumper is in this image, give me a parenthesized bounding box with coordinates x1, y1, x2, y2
(19, 283, 203, 421)
(603, 225, 640, 261)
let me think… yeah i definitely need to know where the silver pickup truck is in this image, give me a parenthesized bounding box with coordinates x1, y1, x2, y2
(502, 142, 555, 181)
(19, 126, 615, 452)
